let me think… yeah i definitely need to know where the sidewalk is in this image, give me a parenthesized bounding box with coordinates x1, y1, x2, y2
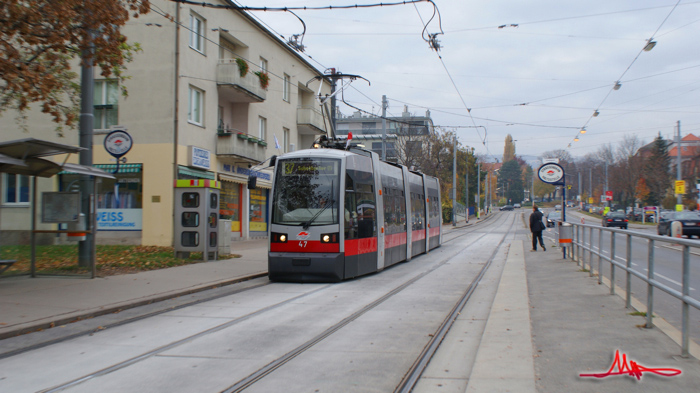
(512, 217, 700, 392)
(0, 239, 270, 341)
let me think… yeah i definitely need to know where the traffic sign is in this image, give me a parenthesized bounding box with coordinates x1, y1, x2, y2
(605, 190, 613, 201)
(675, 180, 686, 195)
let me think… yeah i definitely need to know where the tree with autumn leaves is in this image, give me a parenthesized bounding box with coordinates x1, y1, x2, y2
(0, 0, 150, 133)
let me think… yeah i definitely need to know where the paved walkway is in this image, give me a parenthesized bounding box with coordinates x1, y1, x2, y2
(2, 211, 700, 392)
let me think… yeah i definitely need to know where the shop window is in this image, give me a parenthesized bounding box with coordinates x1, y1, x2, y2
(219, 182, 241, 232)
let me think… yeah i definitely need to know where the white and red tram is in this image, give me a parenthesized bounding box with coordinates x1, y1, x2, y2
(267, 145, 441, 282)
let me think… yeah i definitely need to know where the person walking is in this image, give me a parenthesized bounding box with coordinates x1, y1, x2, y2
(529, 204, 546, 251)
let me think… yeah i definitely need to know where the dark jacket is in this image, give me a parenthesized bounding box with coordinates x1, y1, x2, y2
(529, 210, 544, 232)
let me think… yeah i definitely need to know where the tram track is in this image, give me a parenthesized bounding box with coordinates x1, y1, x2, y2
(16, 212, 517, 393)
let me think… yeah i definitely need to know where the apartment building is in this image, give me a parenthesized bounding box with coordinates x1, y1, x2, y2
(0, 0, 331, 246)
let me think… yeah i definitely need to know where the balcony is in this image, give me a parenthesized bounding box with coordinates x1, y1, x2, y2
(216, 130, 266, 162)
(297, 107, 326, 135)
(216, 61, 267, 103)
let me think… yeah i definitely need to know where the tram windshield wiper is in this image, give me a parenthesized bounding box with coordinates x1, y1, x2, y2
(302, 198, 335, 230)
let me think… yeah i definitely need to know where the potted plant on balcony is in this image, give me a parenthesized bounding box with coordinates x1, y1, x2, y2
(236, 58, 248, 77)
(253, 71, 270, 90)
(237, 132, 249, 140)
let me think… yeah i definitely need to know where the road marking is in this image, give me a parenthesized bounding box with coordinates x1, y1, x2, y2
(642, 269, 696, 291)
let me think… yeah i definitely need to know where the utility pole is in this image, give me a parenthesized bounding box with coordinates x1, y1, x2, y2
(465, 150, 469, 222)
(78, 33, 95, 268)
(677, 120, 682, 207)
(381, 95, 387, 161)
(452, 134, 457, 226)
(329, 68, 339, 132)
(477, 161, 481, 219)
(578, 172, 581, 206)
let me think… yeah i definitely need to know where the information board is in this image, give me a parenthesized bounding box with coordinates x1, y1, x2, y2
(41, 192, 80, 223)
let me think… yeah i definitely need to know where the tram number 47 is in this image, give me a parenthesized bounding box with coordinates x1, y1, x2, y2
(298, 241, 307, 248)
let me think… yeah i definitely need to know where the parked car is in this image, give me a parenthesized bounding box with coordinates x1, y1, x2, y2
(514, 203, 521, 208)
(546, 211, 561, 227)
(500, 205, 514, 211)
(657, 211, 700, 237)
(602, 211, 628, 229)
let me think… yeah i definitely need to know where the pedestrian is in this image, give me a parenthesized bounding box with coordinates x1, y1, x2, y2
(529, 204, 546, 251)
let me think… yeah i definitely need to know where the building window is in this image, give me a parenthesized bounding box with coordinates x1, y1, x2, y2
(283, 127, 290, 153)
(283, 74, 290, 102)
(189, 13, 205, 53)
(188, 86, 204, 126)
(3, 174, 30, 205)
(259, 57, 268, 73)
(258, 116, 267, 141)
(94, 80, 119, 130)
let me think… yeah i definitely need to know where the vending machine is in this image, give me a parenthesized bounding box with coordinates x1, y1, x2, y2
(174, 179, 220, 261)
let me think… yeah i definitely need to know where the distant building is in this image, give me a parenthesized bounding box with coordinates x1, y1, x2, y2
(335, 106, 434, 163)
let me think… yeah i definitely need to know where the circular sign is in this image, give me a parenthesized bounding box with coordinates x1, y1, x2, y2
(538, 163, 564, 184)
(104, 130, 133, 158)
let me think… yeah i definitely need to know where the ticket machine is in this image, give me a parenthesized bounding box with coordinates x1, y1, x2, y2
(174, 179, 220, 261)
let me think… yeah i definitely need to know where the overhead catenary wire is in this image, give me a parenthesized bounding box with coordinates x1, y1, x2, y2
(564, 0, 683, 149)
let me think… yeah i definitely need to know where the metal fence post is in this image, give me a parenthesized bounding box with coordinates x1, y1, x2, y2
(598, 227, 603, 285)
(610, 231, 616, 295)
(646, 239, 655, 328)
(588, 226, 592, 274)
(626, 234, 632, 309)
(576, 225, 581, 265)
(682, 244, 690, 357)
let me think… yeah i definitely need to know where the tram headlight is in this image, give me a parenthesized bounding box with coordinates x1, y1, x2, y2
(271, 232, 288, 243)
(320, 232, 339, 243)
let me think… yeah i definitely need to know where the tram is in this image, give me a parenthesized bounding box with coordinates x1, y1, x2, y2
(265, 138, 442, 282)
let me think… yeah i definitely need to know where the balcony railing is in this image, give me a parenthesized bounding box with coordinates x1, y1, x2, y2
(216, 130, 266, 162)
(216, 61, 267, 103)
(296, 107, 326, 134)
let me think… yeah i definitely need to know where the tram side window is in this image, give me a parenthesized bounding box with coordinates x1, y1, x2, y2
(411, 192, 425, 230)
(344, 174, 357, 240)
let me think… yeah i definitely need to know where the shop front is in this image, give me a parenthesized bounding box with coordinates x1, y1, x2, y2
(218, 162, 272, 239)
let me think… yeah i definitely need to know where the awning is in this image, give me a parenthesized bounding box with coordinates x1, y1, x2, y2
(59, 163, 142, 175)
(218, 173, 247, 184)
(94, 163, 142, 173)
(178, 165, 216, 180)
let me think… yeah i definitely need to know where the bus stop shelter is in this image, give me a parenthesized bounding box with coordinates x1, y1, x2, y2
(0, 138, 114, 278)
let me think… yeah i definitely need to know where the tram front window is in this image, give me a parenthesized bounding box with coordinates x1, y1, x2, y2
(272, 158, 340, 226)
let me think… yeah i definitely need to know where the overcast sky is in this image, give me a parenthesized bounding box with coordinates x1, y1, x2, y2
(247, 0, 700, 161)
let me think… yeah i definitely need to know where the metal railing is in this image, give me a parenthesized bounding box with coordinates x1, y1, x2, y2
(565, 222, 700, 357)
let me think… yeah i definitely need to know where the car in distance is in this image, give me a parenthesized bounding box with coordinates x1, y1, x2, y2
(499, 205, 514, 211)
(513, 203, 521, 208)
(602, 211, 628, 229)
(546, 211, 561, 227)
(554, 204, 562, 211)
(657, 211, 700, 237)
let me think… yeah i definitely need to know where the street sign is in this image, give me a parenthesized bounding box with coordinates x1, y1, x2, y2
(675, 180, 686, 195)
(538, 163, 564, 185)
(605, 190, 613, 201)
(104, 129, 133, 159)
